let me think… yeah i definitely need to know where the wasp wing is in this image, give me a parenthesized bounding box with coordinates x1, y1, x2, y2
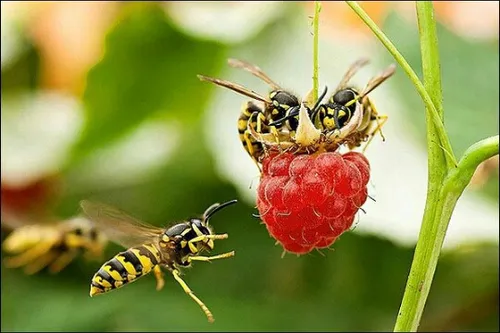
(227, 58, 281, 91)
(80, 200, 163, 249)
(197, 75, 271, 103)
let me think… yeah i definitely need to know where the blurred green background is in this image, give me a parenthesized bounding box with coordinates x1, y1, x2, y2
(1, 2, 498, 332)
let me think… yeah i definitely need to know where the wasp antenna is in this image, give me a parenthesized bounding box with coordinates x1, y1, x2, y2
(312, 86, 329, 111)
(204, 200, 238, 220)
(309, 86, 329, 121)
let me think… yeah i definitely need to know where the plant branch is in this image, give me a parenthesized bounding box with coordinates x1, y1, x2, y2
(394, 3, 450, 331)
(345, 1, 457, 168)
(448, 135, 499, 191)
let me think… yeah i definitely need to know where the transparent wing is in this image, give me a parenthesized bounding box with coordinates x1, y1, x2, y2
(359, 64, 396, 97)
(335, 58, 370, 92)
(197, 75, 271, 103)
(80, 200, 163, 249)
(227, 58, 281, 90)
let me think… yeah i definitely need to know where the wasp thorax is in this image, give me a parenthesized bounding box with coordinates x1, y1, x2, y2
(333, 88, 358, 113)
(332, 88, 356, 104)
(165, 223, 190, 237)
(270, 90, 299, 118)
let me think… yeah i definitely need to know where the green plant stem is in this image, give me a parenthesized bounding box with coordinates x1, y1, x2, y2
(394, 3, 448, 331)
(345, 1, 500, 332)
(345, 1, 456, 169)
(312, 1, 321, 103)
(394, 136, 499, 332)
(448, 135, 499, 191)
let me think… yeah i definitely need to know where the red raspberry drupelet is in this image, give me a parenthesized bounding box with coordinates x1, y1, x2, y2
(257, 150, 370, 254)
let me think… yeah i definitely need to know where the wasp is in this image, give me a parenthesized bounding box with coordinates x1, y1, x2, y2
(81, 199, 238, 323)
(270, 59, 396, 152)
(2, 217, 107, 275)
(313, 58, 396, 150)
(198, 59, 302, 166)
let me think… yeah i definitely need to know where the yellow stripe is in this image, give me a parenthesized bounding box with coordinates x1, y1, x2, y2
(143, 244, 161, 262)
(116, 255, 137, 275)
(238, 120, 248, 131)
(130, 247, 157, 274)
(103, 264, 123, 281)
(94, 275, 112, 288)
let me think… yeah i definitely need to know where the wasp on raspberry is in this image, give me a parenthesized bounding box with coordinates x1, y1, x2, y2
(198, 59, 303, 166)
(270, 59, 396, 152)
(313, 58, 396, 151)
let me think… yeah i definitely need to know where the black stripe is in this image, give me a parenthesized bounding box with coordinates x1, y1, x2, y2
(97, 268, 115, 285)
(137, 246, 159, 266)
(121, 249, 144, 273)
(107, 257, 128, 279)
(91, 281, 104, 289)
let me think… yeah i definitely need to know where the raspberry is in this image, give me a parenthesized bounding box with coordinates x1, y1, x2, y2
(256, 151, 370, 254)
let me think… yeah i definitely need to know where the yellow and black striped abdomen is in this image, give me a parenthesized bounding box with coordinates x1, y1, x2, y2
(238, 101, 266, 161)
(90, 244, 161, 296)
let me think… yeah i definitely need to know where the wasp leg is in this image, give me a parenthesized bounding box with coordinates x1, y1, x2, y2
(243, 129, 262, 172)
(23, 250, 59, 275)
(48, 250, 79, 274)
(362, 114, 389, 153)
(186, 234, 229, 253)
(374, 113, 388, 141)
(238, 103, 262, 169)
(3, 241, 56, 268)
(261, 112, 283, 152)
(154, 265, 165, 291)
(188, 251, 235, 263)
(253, 112, 275, 154)
(171, 269, 215, 323)
(367, 100, 387, 141)
(190, 234, 229, 242)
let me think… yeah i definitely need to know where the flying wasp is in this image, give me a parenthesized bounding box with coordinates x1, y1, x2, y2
(81, 199, 237, 323)
(198, 59, 303, 165)
(2, 216, 107, 275)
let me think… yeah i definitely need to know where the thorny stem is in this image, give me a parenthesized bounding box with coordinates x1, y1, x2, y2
(343, 1, 500, 332)
(312, 1, 321, 103)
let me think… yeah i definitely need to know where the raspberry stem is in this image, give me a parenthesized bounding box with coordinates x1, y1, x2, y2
(312, 1, 321, 103)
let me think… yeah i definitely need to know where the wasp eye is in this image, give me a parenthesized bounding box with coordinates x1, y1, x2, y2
(74, 228, 83, 236)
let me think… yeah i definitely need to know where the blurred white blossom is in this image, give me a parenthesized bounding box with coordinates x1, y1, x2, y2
(1, 92, 84, 188)
(164, 1, 285, 44)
